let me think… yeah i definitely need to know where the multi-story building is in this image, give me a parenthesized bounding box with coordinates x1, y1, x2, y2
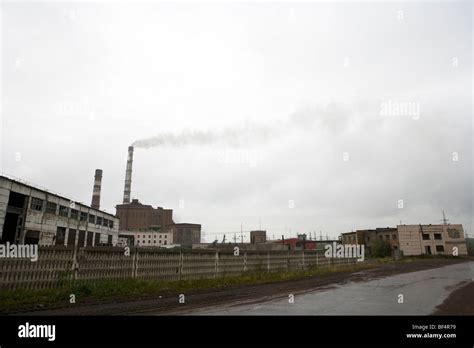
(116, 199, 174, 231)
(397, 224, 467, 256)
(0, 175, 119, 246)
(341, 224, 467, 256)
(117, 230, 176, 248)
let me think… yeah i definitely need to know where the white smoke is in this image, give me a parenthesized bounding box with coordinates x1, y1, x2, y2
(132, 122, 283, 149)
(131, 103, 350, 149)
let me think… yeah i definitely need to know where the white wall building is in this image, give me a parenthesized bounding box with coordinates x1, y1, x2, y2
(0, 175, 119, 246)
(397, 224, 468, 256)
(118, 230, 177, 248)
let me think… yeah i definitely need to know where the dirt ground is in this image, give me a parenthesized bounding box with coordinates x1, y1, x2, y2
(434, 280, 474, 315)
(16, 258, 471, 316)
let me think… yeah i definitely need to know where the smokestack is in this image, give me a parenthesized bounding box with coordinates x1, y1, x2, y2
(123, 146, 134, 204)
(91, 169, 103, 210)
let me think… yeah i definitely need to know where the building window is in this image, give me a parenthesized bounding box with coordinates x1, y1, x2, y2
(165, 235, 167, 239)
(108, 220, 114, 228)
(159, 235, 162, 239)
(164, 240, 167, 245)
(422, 233, 430, 240)
(80, 212, 88, 221)
(89, 214, 95, 224)
(102, 218, 108, 227)
(392, 234, 397, 240)
(70, 209, 78, 220)
(46, 201, 57, 214)
(379, 235, 383, 240)
(30, 197, 43, 211)
(434, 233, 442, 240)
(436, 245, 444, 252)
(59, 205, 69, 217)
(96, 216, 103, 226)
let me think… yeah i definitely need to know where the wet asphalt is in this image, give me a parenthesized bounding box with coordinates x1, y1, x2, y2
(191, 261, 474, 315)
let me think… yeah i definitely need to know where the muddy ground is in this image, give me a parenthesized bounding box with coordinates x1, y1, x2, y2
(434, 280, 474, 315)
(15, 258, 471, 316)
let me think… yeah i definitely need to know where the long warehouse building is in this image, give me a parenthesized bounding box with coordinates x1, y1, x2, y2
(0, 175, 119, 246)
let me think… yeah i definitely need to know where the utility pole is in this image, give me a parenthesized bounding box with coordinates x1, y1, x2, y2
(442, 210, 449, 225)
(320, 231, 322, 241)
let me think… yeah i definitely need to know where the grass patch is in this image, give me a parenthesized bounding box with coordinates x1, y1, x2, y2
(0, 263, 373, 314)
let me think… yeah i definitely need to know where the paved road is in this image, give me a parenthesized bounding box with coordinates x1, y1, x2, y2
(188, 261, 474, 315)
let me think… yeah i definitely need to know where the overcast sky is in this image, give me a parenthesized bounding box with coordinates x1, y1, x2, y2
(1, 1, 472, 242)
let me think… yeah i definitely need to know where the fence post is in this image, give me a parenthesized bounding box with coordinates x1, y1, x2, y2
(243, 252, 247, 273)
(178, 250, 183, 281)
(267, 252, 270, 273)
(72, 246, 78, 284)
(132, 248, 138, 278)
(215, 251, 219, 278)
(287, 250, 290, 271)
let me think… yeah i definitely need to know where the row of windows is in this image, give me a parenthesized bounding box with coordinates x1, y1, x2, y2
(377, 234, 397, 241)
(31, 197, 114, 228)
(422, 233, 443, 240)
(136, 234, 168, 239)
(137, 239, 168, 245)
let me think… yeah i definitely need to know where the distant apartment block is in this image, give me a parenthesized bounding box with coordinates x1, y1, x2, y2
(0, 175, 119, 246)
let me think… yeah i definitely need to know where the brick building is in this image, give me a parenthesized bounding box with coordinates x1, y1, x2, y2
(115, 199, 174, 231)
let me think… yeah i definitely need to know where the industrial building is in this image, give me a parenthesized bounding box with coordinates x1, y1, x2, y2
(0, 174, 119, 246)
(250, 230, 267, 244)
(169, 223, 201, 247)
(341, 224, 468, 256)
(341, 227, 399, 255)
(117, 230, 176, 248)
(116, 199, 174, 231)
(116, 146, 202, 247)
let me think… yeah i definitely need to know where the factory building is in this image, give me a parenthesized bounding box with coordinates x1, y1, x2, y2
(397, 224, 467, 256)
(341, 224, 467, 256)
(116, 145, 202, 247)
(117, 230, 177, 248)
(250, 230, 267, 244)
(169, 223, 201, 247)
(116, 199, 174, 231)
(0, 175, 119, 246)
(342, 228, 399, 255)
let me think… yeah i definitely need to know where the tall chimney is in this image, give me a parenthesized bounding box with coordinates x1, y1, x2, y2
(123, 146, 134, 204)
(91, 169, 103, 210)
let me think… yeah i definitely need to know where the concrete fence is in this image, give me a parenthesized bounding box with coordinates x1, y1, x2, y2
(0, 246, 359, 290)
